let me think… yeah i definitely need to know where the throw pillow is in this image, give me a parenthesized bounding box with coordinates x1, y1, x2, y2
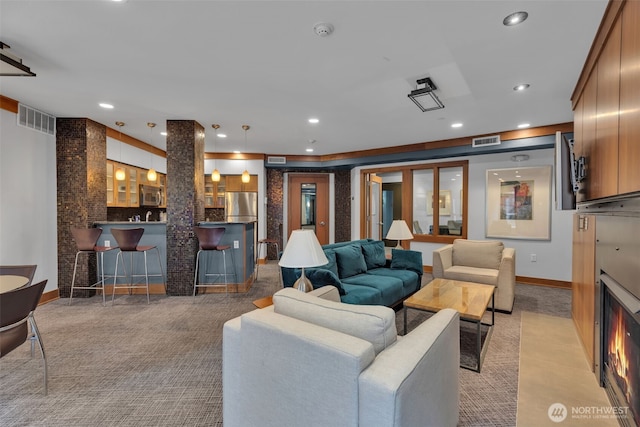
(273, 287, 397, 355)
(305, 268, 346, 295)
(334, 244, 368, 278)
(361, 240, 387, 270)
(390, 249, 423, 275)
(319, 249, 339, 278)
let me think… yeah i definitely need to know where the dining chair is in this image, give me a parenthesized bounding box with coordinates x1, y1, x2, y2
(0, 279, 48, 394)
(0, 265, 37, 286)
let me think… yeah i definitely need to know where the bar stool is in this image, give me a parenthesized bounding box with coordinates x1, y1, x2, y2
(70, 228, 117, 306)
(193, 226, 236, 299)
(111, 228, 165, 304)
(256, 237, 281, 283)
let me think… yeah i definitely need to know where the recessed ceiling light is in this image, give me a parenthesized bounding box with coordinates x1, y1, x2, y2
(306, 148, 314, 153)
(513, 84, 530, 91)
(308, 118, 319, 124)
(503, 11, 528, 26)
(517, 123, 530, 129)
(99, 103, 114, 109)
(218, 133, 227, 138)
(451, 123, 463, 128)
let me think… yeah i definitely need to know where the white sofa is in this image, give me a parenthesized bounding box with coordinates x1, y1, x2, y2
(432, 239, 516, 313)
(223, 286, 460, 427)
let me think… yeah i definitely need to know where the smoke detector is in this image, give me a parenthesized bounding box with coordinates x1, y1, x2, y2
(313, 22, 334, 37)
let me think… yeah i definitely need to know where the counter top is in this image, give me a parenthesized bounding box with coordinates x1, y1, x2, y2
(95, 221, 167, 225)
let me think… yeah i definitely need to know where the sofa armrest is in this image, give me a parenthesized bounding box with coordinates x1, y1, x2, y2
(497, 247, 516, 311)
(359, 308, 460, 427)
(432, 244, 453, 278)
(390, 249, 424, 277)
(308, 285, 341, 302)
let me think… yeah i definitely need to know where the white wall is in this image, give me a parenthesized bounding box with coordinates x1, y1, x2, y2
(351, 148, 574, 282)
(0, 109, 58, 292)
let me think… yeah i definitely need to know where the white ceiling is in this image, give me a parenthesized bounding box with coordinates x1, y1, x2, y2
(0, 0, 607, 156)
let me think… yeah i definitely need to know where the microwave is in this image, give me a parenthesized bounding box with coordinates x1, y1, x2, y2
(140, 185, 163, 206)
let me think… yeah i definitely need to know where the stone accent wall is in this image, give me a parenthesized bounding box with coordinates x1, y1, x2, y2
(265, 168, 351, 256)
(56, 118, 107, 297)
(165, 120, 205, 295)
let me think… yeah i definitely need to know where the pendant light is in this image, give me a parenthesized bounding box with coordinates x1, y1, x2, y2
(114, 122, 126, 181)
(146, 122, 157, 182)
(211, 124, 221, 182)
(241, 124, 250, 184)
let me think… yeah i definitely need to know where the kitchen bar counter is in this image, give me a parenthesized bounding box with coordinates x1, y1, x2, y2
(93, 221, 256, 293)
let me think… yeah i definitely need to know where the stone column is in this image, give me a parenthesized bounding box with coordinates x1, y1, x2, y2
(165, 120, 205, 295)
(56, 118, 107, 297)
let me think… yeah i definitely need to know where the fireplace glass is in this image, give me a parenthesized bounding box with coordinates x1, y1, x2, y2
(603, 285, 640, 427)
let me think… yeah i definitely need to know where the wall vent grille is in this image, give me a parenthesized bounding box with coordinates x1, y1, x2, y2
(472, 135, 500, 147)
(17, 103, 55, 135)
(267, 156, 286, 164)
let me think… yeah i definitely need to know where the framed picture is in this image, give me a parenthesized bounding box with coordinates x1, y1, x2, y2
(426, 190, 452, 216)
(486, 166, 552, 240)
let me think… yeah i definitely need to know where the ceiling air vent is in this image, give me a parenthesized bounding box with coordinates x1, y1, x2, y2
(472, 135, 501, 148)
(267, 156, 286, 165)
(17, 103, 55, 135)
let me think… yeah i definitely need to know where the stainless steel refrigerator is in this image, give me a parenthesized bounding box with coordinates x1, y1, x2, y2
(225, 192, 258, 222)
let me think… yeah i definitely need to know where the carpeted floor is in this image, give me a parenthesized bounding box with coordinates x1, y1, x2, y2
(0, 264, 570, 426)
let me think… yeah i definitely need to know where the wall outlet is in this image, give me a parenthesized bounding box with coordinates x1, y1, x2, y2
(530, 253, 537, 262)
(104, 240, 110, 247)
(234, 240, 239, 249)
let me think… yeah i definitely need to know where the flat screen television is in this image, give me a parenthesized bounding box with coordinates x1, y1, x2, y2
(554, 131, 577, 210)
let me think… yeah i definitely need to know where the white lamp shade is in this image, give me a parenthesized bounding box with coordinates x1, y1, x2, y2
(385, 220, 414, 241)
(278, 229, 329, 268)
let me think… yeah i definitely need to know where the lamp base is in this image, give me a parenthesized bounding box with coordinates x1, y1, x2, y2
(293, 269, 313, 292)
(395, 240, 404, 250)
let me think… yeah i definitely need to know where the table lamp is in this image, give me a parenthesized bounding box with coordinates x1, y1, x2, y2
(278, 229, 329, 292)
(386, 220, 413, 249)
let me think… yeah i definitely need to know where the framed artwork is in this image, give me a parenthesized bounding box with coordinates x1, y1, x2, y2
(485, 166, 552, 240)
(426, 190, 452, 216)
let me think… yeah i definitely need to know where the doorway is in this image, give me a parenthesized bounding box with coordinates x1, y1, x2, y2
(288, 174, 330, 245)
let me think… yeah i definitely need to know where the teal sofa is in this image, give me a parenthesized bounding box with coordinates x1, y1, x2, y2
(281, 239, 423, 308)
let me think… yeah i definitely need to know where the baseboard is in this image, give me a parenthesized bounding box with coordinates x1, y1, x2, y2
(38, 288, 60, 305)
(516, 276, 571, 289)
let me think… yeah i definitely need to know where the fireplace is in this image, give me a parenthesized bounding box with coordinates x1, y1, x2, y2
(601, 274, 640, 427)
(592, 208, 640, 427)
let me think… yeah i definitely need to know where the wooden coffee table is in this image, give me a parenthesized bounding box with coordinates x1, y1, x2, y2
(403, 278, 495, 372)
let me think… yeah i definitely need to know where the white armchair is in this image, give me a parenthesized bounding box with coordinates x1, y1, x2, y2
(432, 239, 515, 313)
(223, 286, 460, 427)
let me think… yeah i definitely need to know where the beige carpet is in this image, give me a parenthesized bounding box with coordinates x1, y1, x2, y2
(517, 312, 618, 427)
(0, 264, 577, 426)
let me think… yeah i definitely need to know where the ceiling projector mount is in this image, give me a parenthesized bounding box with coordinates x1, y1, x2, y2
(408, 77, 444, 112)
(0, 42, 36, 77)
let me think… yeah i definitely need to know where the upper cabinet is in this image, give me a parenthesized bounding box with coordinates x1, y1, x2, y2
(619, 0, 640, 194)
(107, 160, 166, 208)
(225, 175, 258, 192)
(205, 176, 226, 208)
(572, 0, 640, 202)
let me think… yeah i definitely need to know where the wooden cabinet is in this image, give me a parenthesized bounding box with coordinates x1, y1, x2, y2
(204, 176, 226, 208)
(594, 16, 621, 199)
(572, 214, 596, 370)
(572, 0, 640, 202)
(107, 160, 165, 208)
(619, 0, 640, 195)
(107, 161, 136, 207)
(225, 175, 258, 192)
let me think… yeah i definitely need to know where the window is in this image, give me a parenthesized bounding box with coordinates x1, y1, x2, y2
(361, 160, 467, 243)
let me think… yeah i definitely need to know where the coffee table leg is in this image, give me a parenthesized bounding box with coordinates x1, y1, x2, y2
(403, 306, 407, 335)
(476, 320, 482, 372)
